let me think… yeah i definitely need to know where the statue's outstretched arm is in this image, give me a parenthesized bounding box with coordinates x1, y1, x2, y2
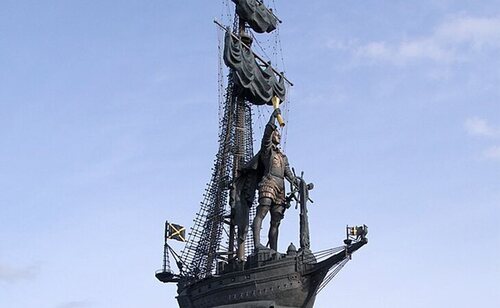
(269, 108, 280, 125)
(261, 109, 280, 150)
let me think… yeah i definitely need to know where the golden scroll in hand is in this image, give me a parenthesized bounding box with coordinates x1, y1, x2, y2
(272, 96, 285, 127)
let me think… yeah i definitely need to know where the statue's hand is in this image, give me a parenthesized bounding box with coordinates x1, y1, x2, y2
(273, 108, 281, 118)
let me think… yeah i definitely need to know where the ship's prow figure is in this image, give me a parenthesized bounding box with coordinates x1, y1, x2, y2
(233, 108, 297, 259)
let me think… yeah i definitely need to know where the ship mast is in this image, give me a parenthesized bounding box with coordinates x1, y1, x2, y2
(156, 4, 370, 306)
(180, 14, 254, 279)
(180, 0, 286, 279)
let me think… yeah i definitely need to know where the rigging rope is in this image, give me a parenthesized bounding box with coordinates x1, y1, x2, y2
(316, 258, 350, 294)
(182, 0, 293, 275)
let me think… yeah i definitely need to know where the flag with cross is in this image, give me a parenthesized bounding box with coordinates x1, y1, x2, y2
(166, 222, 186, 242)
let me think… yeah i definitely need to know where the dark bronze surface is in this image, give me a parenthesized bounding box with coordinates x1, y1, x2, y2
(155, 2, 368, 307)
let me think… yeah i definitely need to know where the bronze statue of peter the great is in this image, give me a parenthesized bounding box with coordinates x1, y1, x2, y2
(233, 108, 297, 259)
(252, 108, 297, 250)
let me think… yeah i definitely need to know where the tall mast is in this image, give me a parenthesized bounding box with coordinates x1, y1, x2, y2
(180, 12, 256, 278)
(180, 0, 284, 279)
(156, 5, 369, 307)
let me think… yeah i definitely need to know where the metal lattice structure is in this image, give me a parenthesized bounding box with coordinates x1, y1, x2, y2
(157, 4, 369, 307)
(180, 1, 286, 280)
(181, 73, 256, 278)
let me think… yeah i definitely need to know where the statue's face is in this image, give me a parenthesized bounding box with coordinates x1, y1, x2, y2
(272, 131, 281, 145)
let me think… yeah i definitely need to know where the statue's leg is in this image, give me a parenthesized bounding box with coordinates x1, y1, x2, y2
(252, 198, 271, 249)
(269, 205, 285, 251)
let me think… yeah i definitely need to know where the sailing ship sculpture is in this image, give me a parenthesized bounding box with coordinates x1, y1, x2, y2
(155, 1, 368, 307)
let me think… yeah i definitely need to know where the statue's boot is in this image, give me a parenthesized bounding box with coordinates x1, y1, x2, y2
(269, 221, 280, 251)
(252, 204, 270, 250)
(252, 217, 265, 250)
(255, 243, 267, 250)
(269, 210, 282, 251)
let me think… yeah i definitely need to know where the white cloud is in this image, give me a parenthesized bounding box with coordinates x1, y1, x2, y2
(483, 146, 500, 160)
(464, 117, 500, 138)
(56, 301, 92, 308)
(355, 37, 454, 64)
(435, 16, 500, 48)
(336, 15, 500, 65)
(0, 263, 39, 283)
(464, 118, 500, 161)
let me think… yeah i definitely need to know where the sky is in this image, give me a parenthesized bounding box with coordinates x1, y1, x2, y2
(1, 0, 499, 307)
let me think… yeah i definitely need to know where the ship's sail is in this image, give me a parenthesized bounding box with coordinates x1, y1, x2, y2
(223, 31, 286, 105)
(233, 0, 278, 33)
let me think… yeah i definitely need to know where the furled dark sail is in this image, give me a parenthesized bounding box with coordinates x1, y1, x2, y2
(223, 31, 286, 105)
(232, 0, 278, 33)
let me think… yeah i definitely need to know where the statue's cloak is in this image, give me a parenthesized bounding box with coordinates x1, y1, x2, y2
(232, 151, 264, 239)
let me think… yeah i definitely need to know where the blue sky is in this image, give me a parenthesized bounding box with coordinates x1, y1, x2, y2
(1, 1, 499, 307)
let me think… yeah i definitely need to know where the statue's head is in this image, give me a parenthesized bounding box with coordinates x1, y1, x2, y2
(272, 130, 281, 145)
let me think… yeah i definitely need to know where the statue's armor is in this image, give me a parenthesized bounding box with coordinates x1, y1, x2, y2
(233, 113, 295, 255)
(257, 123, 293, 206)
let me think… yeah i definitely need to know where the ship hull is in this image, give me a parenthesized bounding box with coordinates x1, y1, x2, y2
(176, 250, 329, 308)
(174, 240, 367, 308)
